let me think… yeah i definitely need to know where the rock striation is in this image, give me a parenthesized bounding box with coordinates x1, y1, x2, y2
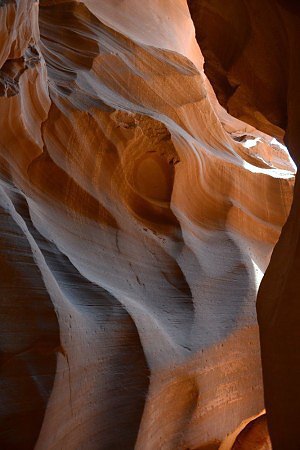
(188, 1, 300, 448)
(0, 1, 296, 449)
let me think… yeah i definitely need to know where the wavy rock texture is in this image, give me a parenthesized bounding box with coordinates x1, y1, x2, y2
(188, 2, 300, 448)
(0, 1, 296, 449)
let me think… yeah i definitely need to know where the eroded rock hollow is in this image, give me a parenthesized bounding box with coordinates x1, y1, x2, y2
(0, 1, 298, 449)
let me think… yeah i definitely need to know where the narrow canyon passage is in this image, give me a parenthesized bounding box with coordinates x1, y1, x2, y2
(188, 1, 300, 447)
(0, 1, 299, 449)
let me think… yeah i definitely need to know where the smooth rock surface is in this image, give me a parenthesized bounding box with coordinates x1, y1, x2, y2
(188, 2, 300, 447)
(0, 1, 296, 448)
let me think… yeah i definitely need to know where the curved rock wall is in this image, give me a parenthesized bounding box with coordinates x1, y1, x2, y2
(0, 1, 296, 448)
(188, 2, 300, 448)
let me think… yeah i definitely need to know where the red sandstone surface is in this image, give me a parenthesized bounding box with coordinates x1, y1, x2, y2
(0, 1, 298, 449)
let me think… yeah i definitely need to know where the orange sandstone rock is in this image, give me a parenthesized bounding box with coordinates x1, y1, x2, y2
(0, 1, 296, 448)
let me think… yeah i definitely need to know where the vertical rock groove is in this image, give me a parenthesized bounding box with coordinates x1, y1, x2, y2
(0, 0, 298, 448)
(188, 1, 300, 447)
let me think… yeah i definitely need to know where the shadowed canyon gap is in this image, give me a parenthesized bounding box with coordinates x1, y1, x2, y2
(188, 1, 300, 448)
(0, 1, 298, 449)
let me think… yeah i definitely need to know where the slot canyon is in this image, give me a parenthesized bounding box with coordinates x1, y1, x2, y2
(0, 1, 299, 449)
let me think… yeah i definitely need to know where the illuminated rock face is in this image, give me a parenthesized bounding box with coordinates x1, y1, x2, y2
(189, 2, 300, 448)
(0, 1, 296, 449)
